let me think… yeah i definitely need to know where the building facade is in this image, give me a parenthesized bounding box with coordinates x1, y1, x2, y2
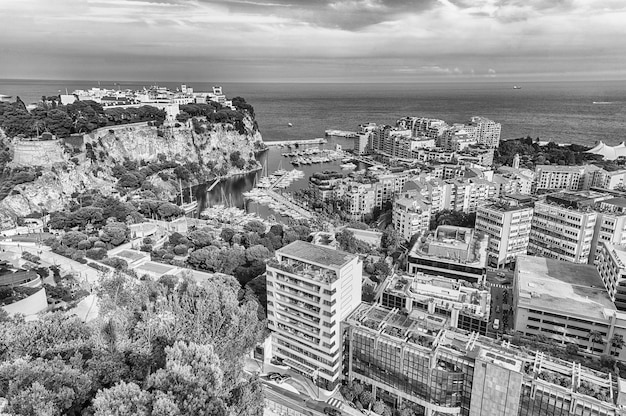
(475, 201, 534, 268)
(392, 196, 431, 241)
(343, 302, 625, 416)
(407, 226, 488, 283)
(266, 240, 362, 390)
(528, 193, 598, 264)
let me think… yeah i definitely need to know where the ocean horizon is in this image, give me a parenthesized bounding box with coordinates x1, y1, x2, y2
(1, 78, 625, 146)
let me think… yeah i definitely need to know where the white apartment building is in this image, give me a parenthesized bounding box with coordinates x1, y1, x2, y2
(596, 242, 626, 312)
(392, 195, 431, 241)
(528, 193, 598, 264)
(475, 202, 534, 268)
(534, 165, 587, 192)
(373, 172, 409, 209)
(590, 197, 626, 264)
(266, 240, 362, 391)
(336, 182, 376, 221)
(466, 116, 501, 148)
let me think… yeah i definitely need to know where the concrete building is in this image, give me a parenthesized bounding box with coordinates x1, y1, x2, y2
(514, 255, 616, 355)
(392, 194, 432, 241)
(344, 302, 625, 416)
(465, 116, 501, 148)
(475, 201, 534, 268)
(534, 165, 588, 192)
(591, 197, 626, 263)
(596, 242, 626, 312)
(528, 192, 600, 264)
(336, 182, 376, 221)
(379, 273, 491, 335)
(266, 240, 362, 390)
(407, 226, 488, 283)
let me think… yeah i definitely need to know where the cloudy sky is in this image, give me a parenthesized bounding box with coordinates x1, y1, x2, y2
(1, 0, 625, 82)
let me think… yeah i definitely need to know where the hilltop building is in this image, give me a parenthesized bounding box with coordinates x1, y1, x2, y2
(265, 240, 362, 391)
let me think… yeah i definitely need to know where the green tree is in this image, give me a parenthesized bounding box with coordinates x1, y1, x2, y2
(589, 330, 603, 352)
(245, 244, 271, 263)
(611, 334, 625, 356)
(187, 246, 222, 271)
(146, 341, 226, 415)
(93, 381, 151, 416)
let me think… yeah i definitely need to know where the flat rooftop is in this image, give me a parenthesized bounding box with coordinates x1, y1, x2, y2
(115, 250, 148, 262)
(516, 255, 615, 320)
(278, 240, 356, 269)
(136, 261, 176, 276)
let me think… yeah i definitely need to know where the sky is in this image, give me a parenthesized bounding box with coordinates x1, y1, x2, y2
(1, 0, 626, 82)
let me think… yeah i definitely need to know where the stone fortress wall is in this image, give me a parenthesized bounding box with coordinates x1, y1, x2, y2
(10, 139, 66, 167)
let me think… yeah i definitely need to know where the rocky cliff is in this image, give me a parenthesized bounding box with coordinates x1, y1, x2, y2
(0, 114, 264, 228)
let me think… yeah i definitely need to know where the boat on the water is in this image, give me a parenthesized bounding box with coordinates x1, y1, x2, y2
(287, 123, 293, 127)
(593, 101, 613, 105)
(340, 163, 357, 170)
(513, 86, 522, 90)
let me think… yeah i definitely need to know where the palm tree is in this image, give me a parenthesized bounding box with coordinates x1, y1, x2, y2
(589, 330, 603, 352)
(611, 334, 625, 356)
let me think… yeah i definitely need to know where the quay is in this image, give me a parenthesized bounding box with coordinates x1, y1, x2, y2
(265, 138, 327, 147)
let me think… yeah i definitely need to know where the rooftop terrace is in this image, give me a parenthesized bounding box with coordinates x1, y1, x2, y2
(277, 240, 357, 270)
(409, 226, 488, 266)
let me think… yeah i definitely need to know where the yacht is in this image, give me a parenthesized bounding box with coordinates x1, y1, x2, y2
(513, 86, 522, 90)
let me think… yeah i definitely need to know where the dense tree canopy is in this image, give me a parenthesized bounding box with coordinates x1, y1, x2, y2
(0, 272, 265, 416)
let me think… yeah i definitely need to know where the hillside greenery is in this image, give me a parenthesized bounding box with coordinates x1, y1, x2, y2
(0, 272, 265, 416)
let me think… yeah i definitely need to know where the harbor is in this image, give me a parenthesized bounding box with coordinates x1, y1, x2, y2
(197, 134, 366, 221)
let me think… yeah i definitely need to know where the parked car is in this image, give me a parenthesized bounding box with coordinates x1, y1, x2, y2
(323, 407, 342, 416)
(493, 319, 500, 330)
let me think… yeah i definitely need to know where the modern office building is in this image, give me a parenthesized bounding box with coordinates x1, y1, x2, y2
(407, 226, 488, 283)
(378, 273, 491, 335)
(266, 240, 362, 390)
(596, 242, 626, 312)
(392, 195, 431, 241)
(475, 201, 534, 268)
(344, 302, 625, 416)
(528, 192, 600, 264)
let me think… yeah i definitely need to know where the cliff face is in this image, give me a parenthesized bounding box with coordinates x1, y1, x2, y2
(0, 114, 263, 228)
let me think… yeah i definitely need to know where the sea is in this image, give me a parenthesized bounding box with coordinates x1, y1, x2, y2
(2, 78, 626, 217)
(2, 79, 626, 146)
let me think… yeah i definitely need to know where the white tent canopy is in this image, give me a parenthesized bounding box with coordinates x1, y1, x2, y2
(586, 141, 626, 161)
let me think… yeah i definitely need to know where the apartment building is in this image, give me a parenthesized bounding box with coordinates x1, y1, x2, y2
(465, 116, 501, 148)
(344, 302, 625, 416)
(528, 192, 600, 264)
(534, 165, 588, 192)
(475, 201, 534, 268)
(596, 242, 626, 312)
(336, 182, 376, 221)
(266, 240, 362, 391)
(392, 195, 431, 241)
(407, 226, 488, 283)
(379, 273, 491, 335)
(590, 197, 626, 263)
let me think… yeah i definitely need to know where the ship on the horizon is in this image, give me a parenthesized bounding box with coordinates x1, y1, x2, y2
(513, 85, 522, 90)
(0, 94, 12, 101)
